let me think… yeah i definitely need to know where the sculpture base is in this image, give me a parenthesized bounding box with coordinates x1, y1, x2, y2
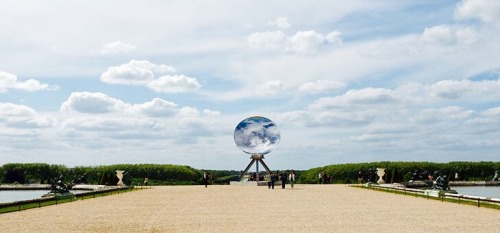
(230, 181, 281, 186)
(424, 189, 458, 197)
(363, 182, 379, 188)
(403, 180, 433, 188)
(424, 190, 442, 197)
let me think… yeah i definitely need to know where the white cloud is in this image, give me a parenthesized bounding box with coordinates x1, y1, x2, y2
(326, 31, 343, 44)
(280, 78, 500, 139)
(268, 17, 291, 29)
(421, 25, 455, 44)
(56, 92, 223, 145)
(248, 31, 287, 51)
(61, 116, 159, 133)
(0, 70, 57, 93)
(430, 79, 500, 100)
(483, 107, 500, 117)
(146, 75, 201, 93)
(257, 80, 283, 95)
(248, 30, 343, 53)
(100, 60, 176, 85)
(178, 107, 201, 117)
(421, 25, 478, 45)
(307, 79, 500, 113)
(464, 106, 500, 134)
(286, 30, 343, 53)
(100, 60, 201, 93)
(310, 88, 396, 109)
(0, 102, 36, 117)
(411, 107, 476, 124)
(0, 102, 56, 129)
(132, 98, 177, 117)
(60, 92, 216, 121)
(100, 41, 137, 54)
(286, 30, 326, 53)
(299, 80, 346, 94)
(312, 111, 375, 127)
(60, 92, 129, 113)
(202, 109, 221, 117)
(455, 0, 500, 25)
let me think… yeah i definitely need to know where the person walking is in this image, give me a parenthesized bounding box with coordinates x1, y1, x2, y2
(203, 172, 209, 188)
(318, 172, 322, 184)
(280, 170, 287, 189)
(357, 171, 363, 184)
(289, 170, 296, 189)
(265, 172, 271, 189)
(270, 172, 276, 189)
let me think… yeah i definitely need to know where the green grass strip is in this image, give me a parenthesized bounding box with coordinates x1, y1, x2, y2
(0, 187, 137, 214)
(351, 184, 500, 210)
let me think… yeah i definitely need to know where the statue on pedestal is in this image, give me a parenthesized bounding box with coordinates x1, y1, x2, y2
(51, 175, 71, 194)
(376, 168, 385, 184)
(411, 170, 421, 181)
(116, 170, 125, 186)
(71, 173, 88, 185)
(366, 168, 377, 183)
(432, 174, 450, 191)
(122, 171, 131, 185)
(43, 175, 74, 198)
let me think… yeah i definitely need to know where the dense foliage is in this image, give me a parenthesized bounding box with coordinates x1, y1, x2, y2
(0, 163, 202, 185)
(0, 163, 69, 184)
(1, 161, 498, 185)
(298, 161, 500, 184)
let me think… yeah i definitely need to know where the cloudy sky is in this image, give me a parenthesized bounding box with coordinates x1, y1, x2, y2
(1, 0, 499, 170)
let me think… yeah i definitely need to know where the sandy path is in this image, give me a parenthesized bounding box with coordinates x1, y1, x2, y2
(0, 185, 498, 232)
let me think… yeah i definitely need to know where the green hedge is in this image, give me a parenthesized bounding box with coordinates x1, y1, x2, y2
(1, 161, 498, 185)
(298, 161, 500, 184)
(0, 163, 202, 185)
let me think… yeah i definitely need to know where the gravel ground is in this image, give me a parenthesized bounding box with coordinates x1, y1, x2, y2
(0, 185, 498, 232)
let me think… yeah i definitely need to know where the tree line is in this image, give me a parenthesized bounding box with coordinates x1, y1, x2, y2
(1, 161, 499, 185)
(0, 163, 202, 186)
(298, 161, 500, 184)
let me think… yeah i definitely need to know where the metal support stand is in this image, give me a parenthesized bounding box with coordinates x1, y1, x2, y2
(239, 154, 271, 181)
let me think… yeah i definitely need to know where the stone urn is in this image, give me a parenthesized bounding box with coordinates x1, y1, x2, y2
(376, 168, 385, 184)
(116, 170, 125, 186)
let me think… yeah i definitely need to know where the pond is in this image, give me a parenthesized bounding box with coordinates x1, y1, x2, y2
(451, 186, 500, 199)
(0, 190, 90, 204)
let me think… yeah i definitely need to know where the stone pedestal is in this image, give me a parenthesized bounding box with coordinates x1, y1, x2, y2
(116, 170, 124, 186)
(424, 189, 442, 197)
(230, 181, 270, 186)
(376, 168, 385, 184)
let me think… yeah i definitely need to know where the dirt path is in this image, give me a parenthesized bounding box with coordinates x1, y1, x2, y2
(0, 185, 498, 232)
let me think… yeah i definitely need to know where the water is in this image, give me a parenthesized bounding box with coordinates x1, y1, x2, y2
(0, 190, 89, 203)
(452, 186, 500, 199)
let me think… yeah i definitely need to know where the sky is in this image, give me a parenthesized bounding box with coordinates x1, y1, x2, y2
(1, 0, 499, 170)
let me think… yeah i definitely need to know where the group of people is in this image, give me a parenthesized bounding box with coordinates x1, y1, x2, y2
(202, 170, 296, 189)
(317, 172, 331, 184)
(247, 172, 263, 181)
(264, 170, 296, 189)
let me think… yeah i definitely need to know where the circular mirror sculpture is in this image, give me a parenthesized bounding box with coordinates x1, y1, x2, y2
(234, 116, 280, 155)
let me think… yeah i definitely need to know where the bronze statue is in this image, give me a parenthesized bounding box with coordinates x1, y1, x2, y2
(411, 170, 421, 181)
(71, 173, 89, 185)
(367, 168, 377, 183)
(432, 174, 450, 191)
(49, 175, 71, 194)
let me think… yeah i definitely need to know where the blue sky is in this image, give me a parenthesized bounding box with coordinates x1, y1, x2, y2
(1, 0, 499, 170)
